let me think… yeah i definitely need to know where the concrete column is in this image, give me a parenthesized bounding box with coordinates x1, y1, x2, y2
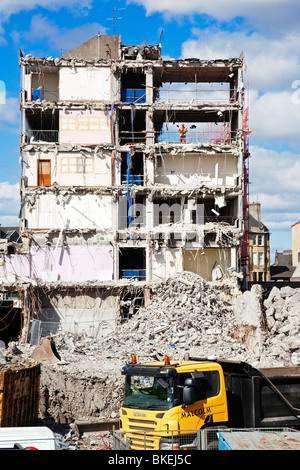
(145, 155, 154, 185)
(145, 67, 153, 104)
(146, 110, 154, 146)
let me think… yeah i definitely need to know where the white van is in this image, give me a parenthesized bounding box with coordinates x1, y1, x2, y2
(0, 426, 57, 450)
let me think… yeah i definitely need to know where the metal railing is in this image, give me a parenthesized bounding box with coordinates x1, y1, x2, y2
(25, 130, 59, 143)
(112, 427, 297, 451)
(119, 131, 146, 145)
(156, 129, 232, 144)
(157, 87, 237, 104)
(120, 86, 237, 105)
(119, 130, 234, 145)
(154, 173, 238, 187)
(119, 269, 146, 281)
(121, 174, 144, 186)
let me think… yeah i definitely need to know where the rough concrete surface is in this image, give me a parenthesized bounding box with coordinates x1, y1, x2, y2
(5, 272, 300, 449)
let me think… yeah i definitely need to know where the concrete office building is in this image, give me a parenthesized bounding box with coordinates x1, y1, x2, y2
(0, 35, 250, 341)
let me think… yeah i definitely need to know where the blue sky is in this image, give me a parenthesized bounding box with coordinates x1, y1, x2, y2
(0, 0, 300, 262)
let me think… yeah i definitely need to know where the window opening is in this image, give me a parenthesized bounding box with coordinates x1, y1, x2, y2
(119, 247, 146, 281)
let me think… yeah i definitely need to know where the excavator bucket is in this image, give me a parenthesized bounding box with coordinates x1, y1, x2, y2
(32, 336, 61, 364)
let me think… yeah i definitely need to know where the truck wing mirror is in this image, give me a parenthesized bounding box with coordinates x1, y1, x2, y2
(183, 378, 196, 406)
(183, 387, 195, 406)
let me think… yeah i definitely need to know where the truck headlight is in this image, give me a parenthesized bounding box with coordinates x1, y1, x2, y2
(159, 438, 179, 450)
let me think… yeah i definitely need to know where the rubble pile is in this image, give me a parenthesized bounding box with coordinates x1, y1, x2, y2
(263, 285, 300, 366)
(97, 271, 258, 364)
(97, 273, 300, 368)
(4, 272, 300, 437)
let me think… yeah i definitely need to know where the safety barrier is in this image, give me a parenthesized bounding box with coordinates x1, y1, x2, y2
(112, 427, 295, 451)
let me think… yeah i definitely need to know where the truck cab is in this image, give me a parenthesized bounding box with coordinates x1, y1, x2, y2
(120, 356, 229, 450)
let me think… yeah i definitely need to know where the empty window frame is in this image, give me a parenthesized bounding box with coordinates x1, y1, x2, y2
(119, 247, 146, 281)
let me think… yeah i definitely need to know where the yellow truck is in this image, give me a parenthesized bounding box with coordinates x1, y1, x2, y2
(119, 355, 300, 450)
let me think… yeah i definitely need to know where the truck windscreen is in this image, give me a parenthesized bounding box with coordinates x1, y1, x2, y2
(124, 375, 174, 410)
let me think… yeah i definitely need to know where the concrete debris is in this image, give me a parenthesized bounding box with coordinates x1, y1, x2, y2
(262, 285, 300, 366)
(97, 271, 245, 364)
(3, 273, 300, 437)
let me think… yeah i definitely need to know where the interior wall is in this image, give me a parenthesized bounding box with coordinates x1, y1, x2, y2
(151, 248, 182, 281)
(59, 109, 112, 145)
(23, 151, 111, 187)
(183, 247, 231, 281)
(29, 72, 59, 101)
(24, 193, 113, 230)
(155, 153, 237, 186)
(59, 66, 112, 101)
(1, 245, 114, 282)
(37, 290, 118, 337)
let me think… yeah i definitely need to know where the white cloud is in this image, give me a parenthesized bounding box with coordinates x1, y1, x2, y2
(180, 28, 300, 145)
(0, 182, 19, 202)
(0, 0, 94, 46)
(250, 146, 300, 195)
(181, 29, 300, 93)
(249, 146, 300, 236)
(21, 14, 107, 53)
(0, 0, 92, 18)
(253, 193, 300, 216)
(0, 182, 20, 226)
(0, 215, 19, 226)
(249, 89, 300, 144)
(129, 0, 300, 33)
(0, 97, 19, 131)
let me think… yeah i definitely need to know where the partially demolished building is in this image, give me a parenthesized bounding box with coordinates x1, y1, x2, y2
(0, 35, 250, 342)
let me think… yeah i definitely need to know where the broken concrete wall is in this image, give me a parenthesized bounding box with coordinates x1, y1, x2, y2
(23, 193, 113, 230)
(151, 247, 182, 281)
(35, 287, 118, 337)
(8, 272, 300, 425)
(93, 274, 300, 370)
(59, 66, 114, 101)
(0, 245, 114, 282)
(263, 285, 300, 365)
(232, 284, 265, 353)
(233, 284, 300, 366)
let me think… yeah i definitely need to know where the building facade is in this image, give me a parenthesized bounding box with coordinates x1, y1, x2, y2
(0, 35, 249, 341)
(292, 221, 300, 267)
(247, 202, 270, 282)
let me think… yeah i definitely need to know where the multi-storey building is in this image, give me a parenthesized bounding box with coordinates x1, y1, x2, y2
(1, 35, 249, 341)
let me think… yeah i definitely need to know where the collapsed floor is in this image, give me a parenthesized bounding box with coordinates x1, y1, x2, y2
(3, 271, 300, 434)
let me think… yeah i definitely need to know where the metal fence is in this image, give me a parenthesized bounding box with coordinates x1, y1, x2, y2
(112, 429, 208, 451)
(112, 427, 296, 451)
